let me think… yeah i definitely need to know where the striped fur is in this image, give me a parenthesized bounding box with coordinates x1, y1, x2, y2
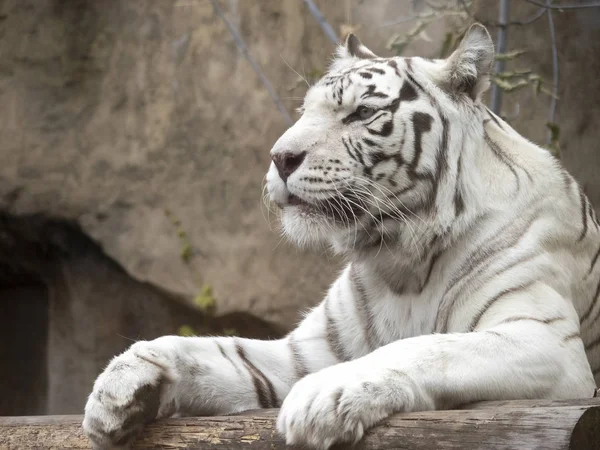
(83, 25, 599, 450)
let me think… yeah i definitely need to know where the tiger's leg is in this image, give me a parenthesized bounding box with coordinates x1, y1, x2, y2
(82, 278, 356, 450)
(277, 284, 596, 449)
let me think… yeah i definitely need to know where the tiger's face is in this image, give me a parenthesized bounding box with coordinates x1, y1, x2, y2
(266, 26, 494, 252)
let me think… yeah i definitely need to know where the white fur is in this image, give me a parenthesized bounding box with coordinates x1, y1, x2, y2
(83, 26, 599, 450)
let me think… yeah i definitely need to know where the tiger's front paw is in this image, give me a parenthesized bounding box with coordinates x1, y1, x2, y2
(276, 364, 406, 450)
(82, 341, 177, 450)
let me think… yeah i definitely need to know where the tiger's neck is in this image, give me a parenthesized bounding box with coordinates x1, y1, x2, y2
(344, 109, 548, 273)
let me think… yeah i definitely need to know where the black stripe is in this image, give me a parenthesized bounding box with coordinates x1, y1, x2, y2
(499, 315, 565, 325)
(484, 132, 521, 190)
(369, 150, 392, 166)
(578, 185, 589, 242)
(408, 112, 433, 172)
(325, 295, 352, 362)
(468, 282, 535, 331)
(454, 152, 465, 216)
(342, 136, 359, 162)
(420, 250, 442, 292)
(350, 265, 377, 352)
(404, 71, 426, 95)
(216, 342, 241, 374)
(563, 332, 580, 342)
(387, 59, 401, 76)
(399, 81, 418, 102)
(438, 216, 540, 332)
(579, 276, 600, 324)
(390, 182, 417, 198)
(589, 202, 600, 229)
(590, 243, 600, 275)
(288, 335, 309, 380)
(235, 341, 278, 408)
(365, 112, 387, 127)
(445, 221, 533, 296)
(367, 120, 393, 137)
(430, 114, 450, 207)
(359, 72, 373, 79)
(486, 131, 534, 185)
(365, 67, 385, 75)
(361, 84, 388, 99)
(560, 167, 572, 192)
(349, 137, 366, 165)
(363, 138, 381, 148)
(484, 107, 505, 130)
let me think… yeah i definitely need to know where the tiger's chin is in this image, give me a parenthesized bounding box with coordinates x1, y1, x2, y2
(280, 204, 348, 250)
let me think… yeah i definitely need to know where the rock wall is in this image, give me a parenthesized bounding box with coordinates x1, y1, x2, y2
(0, 0, 344, 329)
(0, 0, 421, 414)
(0, 214, 284, 414)
(0, 0, 444, 329)
(1, 0, 598, 414)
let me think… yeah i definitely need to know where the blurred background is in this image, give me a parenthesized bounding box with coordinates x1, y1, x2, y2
(0, 0, 598, 416)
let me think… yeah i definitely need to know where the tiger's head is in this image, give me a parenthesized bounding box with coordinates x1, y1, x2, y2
(266, 24, 495, 255)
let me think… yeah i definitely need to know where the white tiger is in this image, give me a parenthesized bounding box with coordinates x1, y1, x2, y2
(83, 24, 600, 449)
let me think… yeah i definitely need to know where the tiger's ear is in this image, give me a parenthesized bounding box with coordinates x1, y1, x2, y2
(337, 33, 378, 60)
(443, 24, 494, 100)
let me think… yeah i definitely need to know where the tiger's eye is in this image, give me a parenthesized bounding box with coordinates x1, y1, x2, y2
(357, 106, 376, 120)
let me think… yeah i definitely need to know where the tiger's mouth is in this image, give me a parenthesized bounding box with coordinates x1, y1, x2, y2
(276, 194, 319, 214)
(281, 192, 366, 223)
(287, 194, 307, 207)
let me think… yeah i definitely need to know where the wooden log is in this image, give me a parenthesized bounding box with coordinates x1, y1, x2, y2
(0, 399, 598, 450)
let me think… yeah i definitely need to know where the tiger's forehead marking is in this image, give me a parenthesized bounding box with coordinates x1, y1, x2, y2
(312, 58, 415, 110)
(320, 58, 405, 88)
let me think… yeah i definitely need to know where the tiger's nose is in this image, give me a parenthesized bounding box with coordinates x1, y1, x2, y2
(271, 151, 306, 182)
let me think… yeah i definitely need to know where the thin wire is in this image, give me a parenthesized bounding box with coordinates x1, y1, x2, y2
(490, 0, 510, 114)
(303, 0, 339, 44)
(459, 0, 546, 26)
(208, 0, 293, 125)
(516, 6, 548, 25)
(521, 0, 600, 9)
(546, 1, 559, 144)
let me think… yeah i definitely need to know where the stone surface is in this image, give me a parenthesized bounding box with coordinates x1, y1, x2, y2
(0, 0, 598, 415)
(0, 0, 431, 328)
(0, 214, 285, 414)
(0, 0, 597, 331)
(0, 0, 342, 328)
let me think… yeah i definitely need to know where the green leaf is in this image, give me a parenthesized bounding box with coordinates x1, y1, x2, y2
(494, 69, 532, 79)
(180, 243, 192, 263)
(546, 122, 560, 141)
(492, 78, 529, 92)
(546, 122, 561, 158)
(178, 325, 196, 337)
(194, 284, 217, 316)
(438, 32, 455, 58)
(495, 49, 527, 61)
(223, 328, 238, 336)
